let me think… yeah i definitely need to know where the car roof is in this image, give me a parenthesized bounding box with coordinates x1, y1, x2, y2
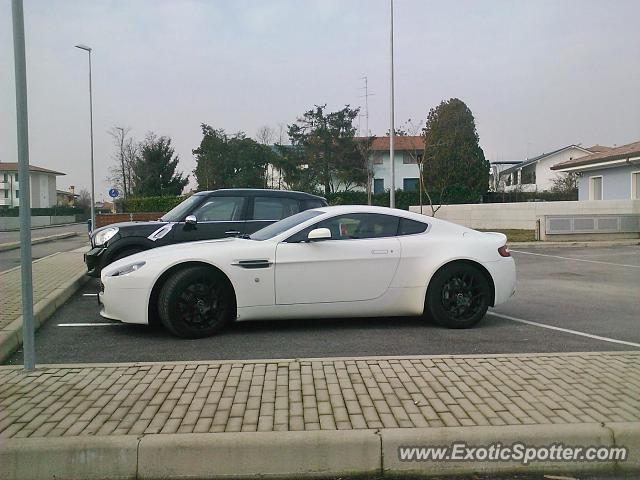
(312, 205, 435, 223)
(195, 188, 326, 201)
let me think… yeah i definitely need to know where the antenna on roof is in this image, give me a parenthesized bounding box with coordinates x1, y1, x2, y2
(359, 76, 375, 137)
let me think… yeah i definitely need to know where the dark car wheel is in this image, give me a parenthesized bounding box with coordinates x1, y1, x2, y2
(158, 266, 234, 338)
(425, 263, 490, 329)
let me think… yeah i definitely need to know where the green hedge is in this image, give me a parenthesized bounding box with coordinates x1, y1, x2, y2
(326, 189, 482, 210)
(122, 196, 186, 213)
(0, 206, 86, 217)
(123, 187, 574, 215)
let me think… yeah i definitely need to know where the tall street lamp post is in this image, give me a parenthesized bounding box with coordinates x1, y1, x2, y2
(12, 0, 35, 370)
(75, 44, 95, 232)
(389, 0, 396, 208)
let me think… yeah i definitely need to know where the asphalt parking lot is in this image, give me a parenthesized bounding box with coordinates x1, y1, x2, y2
(5, 244, 639, 365)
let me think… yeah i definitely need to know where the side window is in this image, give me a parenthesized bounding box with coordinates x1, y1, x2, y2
(304, 199, 326, 209)
(289, 213, 399, 242)
(192, 196, 245, 222)
(398, 218, 428, 235)
(253, 197, 300, 220)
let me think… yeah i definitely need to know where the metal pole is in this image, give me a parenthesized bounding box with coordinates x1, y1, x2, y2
(88, 51, 96, 232)
(389, 0, 396, 208)
(12, 0, 35, 370)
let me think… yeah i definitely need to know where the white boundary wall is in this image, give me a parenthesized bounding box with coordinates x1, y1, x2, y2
(409, 200, 640, 230)
(0, 215, 76, 231)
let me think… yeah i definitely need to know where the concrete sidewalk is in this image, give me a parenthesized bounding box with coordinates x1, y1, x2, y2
(0, 248, 88, 361)
(1, 351, 639, 479)
(0, 232, 79, 252)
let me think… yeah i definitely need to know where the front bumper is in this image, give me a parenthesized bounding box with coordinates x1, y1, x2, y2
(99, 275, 149, 325)
(84, 246, 107, 277)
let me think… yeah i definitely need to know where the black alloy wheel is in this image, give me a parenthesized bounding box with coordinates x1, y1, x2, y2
(158, 266, 234, 338)
(425, 263, 490, 329)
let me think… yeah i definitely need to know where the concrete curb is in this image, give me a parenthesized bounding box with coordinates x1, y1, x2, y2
(0, 222, 84, 233)
(1, 423, 639, 479)
(508, 239, 640, 248)
(0, 232, 79, 252)
(0, 268, 90, 363)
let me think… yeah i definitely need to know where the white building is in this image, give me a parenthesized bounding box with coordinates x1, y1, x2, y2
(365, 136, 424, 193)
(498, 145, 607, 192)
(0, 163, 65, 208)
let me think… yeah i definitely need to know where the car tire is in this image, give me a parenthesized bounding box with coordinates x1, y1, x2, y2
(425, 263, 490, 329)
(158, 266, 234, 338)
(112, 247, 145, 262)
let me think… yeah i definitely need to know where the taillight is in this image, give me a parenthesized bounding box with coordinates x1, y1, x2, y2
(498, 245, 511, 257)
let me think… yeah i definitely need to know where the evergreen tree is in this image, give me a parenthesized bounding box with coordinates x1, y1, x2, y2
(132, 133, 188, 196)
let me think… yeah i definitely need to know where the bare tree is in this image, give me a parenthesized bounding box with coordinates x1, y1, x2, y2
(397, 119, 427, 213)
(76, 189, 91, 210)
(256, 126, 276, 188)
(108, 126, 137, 198)
(550, 172, 578, 194)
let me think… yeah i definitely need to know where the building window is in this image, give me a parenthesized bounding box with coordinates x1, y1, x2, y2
(2, 173, 7, 182)
(373, 178, 384, 194)
(16, 190, 19, 198)
(403, 178, 419, 191)
(3, 190, 8, 199)
(403, 153, 418, 164)
(632, 172, 640, 200)
(589, 176, 603, 200)
(373, 154, 383, 165)
(15, 173, 18, 182)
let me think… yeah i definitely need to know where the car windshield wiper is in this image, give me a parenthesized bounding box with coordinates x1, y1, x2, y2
(239, 233, 252, 239)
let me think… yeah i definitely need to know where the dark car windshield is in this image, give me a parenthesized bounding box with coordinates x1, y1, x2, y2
(250, 210, 323, 240)
(160, 195, 205, 222)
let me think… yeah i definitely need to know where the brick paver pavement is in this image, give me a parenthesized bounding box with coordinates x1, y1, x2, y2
(1, 351, 639, 439)
(0, 250, 87, 330)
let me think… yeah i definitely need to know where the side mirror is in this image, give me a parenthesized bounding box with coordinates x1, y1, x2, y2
(185, 215, 197, 226)
(307, 228, 331, 241)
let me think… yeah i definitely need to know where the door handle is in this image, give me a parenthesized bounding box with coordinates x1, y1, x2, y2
(371, 249, 389, 254)
(225, 230, 241, 236)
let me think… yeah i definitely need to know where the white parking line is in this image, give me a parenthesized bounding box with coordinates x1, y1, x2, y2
(57, 323, 123, 327)
(489, 312, 640, 348)
(511, 250, 640, 268)
(82, 293, 98, 297)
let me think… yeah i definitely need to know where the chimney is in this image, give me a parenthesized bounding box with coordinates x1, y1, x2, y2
(69, 185, 75, 194)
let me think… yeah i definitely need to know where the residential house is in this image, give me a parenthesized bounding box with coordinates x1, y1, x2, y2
(267, 137, 425, 193)
(498, 145, 602, 193)
(56, 186, 78, 206)
(364, 136, 424, 193)
(551, 141, 640, 201)
(0, 163, 65, 208)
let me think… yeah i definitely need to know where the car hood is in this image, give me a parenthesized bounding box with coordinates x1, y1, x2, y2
(103, 237, 247, 274)
(92, 220, 168, 237)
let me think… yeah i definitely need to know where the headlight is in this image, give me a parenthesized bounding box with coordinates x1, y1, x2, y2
(93, 227, 119, 246)
(109, 261, 146, 277)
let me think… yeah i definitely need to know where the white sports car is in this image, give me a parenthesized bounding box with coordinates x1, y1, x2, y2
(99, 205, 516, 338)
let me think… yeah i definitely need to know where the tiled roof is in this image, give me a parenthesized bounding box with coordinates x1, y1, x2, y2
(551, 141, 640, 170)
(586, 145, 612, 153)
(0, 163, 66, 175)
(358, 136, 424, 151)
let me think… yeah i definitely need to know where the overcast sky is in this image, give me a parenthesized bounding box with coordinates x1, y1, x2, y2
(1, 0, 639, 199)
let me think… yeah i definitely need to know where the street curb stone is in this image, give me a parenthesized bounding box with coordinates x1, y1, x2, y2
(138, 430, 381, 479)
(0, 267, 89, 363)
(606, 422, 640, 473)
(0, 435, 138, 480)
(508, 239, 640, 248)
(2, 423, 639, 479)
(381, 423, 616, 477)
(0, 232, 79, 252)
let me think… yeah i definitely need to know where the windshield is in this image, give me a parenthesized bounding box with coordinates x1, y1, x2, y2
(160, 195, 205, 222)
(250, 210, 323, 241)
